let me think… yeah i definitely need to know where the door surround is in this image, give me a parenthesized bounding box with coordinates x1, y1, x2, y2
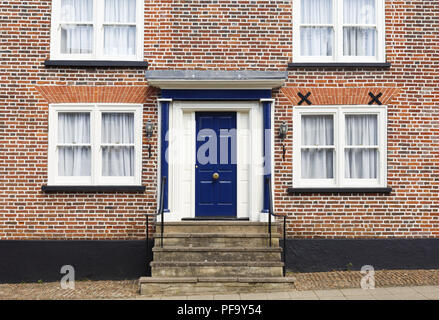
(166, 101, 265, 222)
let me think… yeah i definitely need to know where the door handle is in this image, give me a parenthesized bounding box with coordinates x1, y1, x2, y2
(212, 172, 219, 180)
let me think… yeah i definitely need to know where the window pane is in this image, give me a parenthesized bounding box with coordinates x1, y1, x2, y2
(301, 115, 334, 145)
(61, 0, 93, 22)
(58, 113, 90, 144)
(301, 0, 333, 24)
(101, 113, 134, 144)
(345, 148, 378, 178)
(102, 146, 134, 176)
(105, 0, 136, 23)
(101, 113, 135, 177)
(58, 146, 91, 176)
(343, 27, 376, 56)
(345, 114, 378, 145)
(61, 25, 93, 54)
(300, 27, 333, 56)
(344, 0, 376, 24)
(104, 26, 136, 56)
(301, 149, 334, 179)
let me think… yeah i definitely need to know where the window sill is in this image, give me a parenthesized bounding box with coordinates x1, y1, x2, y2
(287, 187, 392, 194)
(41, 185, 146, 193)
(44, 60, 148, 68)
(288, 62, 391, 69)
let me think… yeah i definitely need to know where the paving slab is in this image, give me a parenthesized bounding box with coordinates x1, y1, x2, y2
(314, 289, 345, 298)
(372, 294, 400, 300)
(213, 294, 241, 300)
(266, 292, 291, 300)
(422, 293, 439, 300)
(319, 296, 347, 300)
(384, 287, 419, 295)
(162, 296, 188, 300)
(288, 290, 318, 299)
(346, 295, 376, 300)
(368, 287, 393, 295)
(393, 293, 426, 300)
(239, 293, 268, 300)
(340, 288, 374, 296)
(411, 286, 439, 294)
(136, 296, 162, 300)
(289, 296, 319, 300)
(187, 295, 214, 300)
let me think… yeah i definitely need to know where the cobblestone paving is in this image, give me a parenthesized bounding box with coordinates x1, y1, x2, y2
(0, 280, 140, 300)
(2, 269, 439, 300)
(291, 269, 439, 291)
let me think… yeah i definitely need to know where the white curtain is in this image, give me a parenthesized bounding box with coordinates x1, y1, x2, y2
(345, 115, 378, 179)
(104, 26, 136, 56)
(61, 0, 92, 21)
(58, 113, 91, 176)
(343, 0, 376, 56)
(300, 0, 333, 56)
(104, 0, 136, 55)
(104, 0, 136, 23)
(301, 115, 334, 179)
(101, 113, 134, 176)
(344, 0, 376, 24)
(60, 0, 93, 54)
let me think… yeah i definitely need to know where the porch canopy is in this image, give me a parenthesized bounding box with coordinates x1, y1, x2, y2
(145, 70, 287, 90)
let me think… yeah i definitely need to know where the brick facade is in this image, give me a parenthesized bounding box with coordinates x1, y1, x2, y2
(1, 0, 438, 240)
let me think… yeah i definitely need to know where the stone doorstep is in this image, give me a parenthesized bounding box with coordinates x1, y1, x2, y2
(152, 247, 282, 252)
(156, 222, 281, 227)
(153, 233, 281, 238)
(139, 277, 296, 296)
(152, 247, 282, 261)
(155, 222, 280, 234)
(150, 261, 284, 267)
(154, 234, 280, 247)
(139, 277, 296, 284)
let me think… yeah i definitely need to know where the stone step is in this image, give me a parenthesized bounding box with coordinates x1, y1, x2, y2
(139, 276, 296, 296)
(156, 221, 279, 234)
(153, 247, 282, 262)
(153, 233, 280, 247)
(150, 261, 284, 278)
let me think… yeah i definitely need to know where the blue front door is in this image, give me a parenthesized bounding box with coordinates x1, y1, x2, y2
(195, 112, 237, 217)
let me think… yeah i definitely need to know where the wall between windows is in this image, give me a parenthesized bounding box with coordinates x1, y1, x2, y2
(0, 0, 438, 240)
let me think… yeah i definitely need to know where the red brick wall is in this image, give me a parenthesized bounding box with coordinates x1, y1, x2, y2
(0, 0, 438, 239)
(275, 0, 439, 238)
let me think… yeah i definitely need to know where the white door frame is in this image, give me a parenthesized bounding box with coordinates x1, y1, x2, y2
(165, 101, 265, 222)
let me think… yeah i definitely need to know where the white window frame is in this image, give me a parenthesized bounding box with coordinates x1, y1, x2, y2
(293, 0, 386, 63)
(48, 103, 143, 186)
(50, 0, 144, 61)
(293, 105, 387, 188)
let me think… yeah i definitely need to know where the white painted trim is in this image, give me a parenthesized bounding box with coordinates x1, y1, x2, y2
(157, 99, 162, 212)
(48, 103, 143, 186)
(258, 98, 276, 223)
(292, 105, 388, 189)
(166, 101, 264, 222)
(49, 0, 144, 61)
(292, 0, 386, 63)
(147, 79, 285, 90)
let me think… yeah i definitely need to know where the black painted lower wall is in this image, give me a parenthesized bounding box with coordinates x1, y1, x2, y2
(1, 239, 438, 283)
(0, 240, 153, 283)
(283, 239, 439, 273)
